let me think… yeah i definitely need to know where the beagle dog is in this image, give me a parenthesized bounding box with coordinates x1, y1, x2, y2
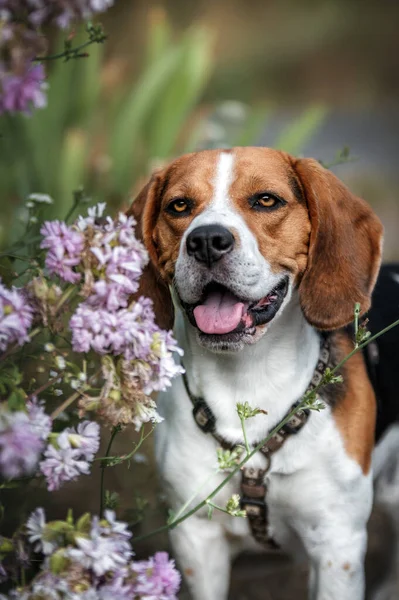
(129, 147, 399, 600)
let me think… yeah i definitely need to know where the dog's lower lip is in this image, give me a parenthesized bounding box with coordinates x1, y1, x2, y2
(180, 277, 289, 336)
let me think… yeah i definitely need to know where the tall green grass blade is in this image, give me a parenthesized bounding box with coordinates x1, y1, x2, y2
(275, 105, 327, 154)
(145, 7, 173, 68)
(57, 129, 88, 217)
(147, 26, 213, 159)
(109, 45, 181, 193)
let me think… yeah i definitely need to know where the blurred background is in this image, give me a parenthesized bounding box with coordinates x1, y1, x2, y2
(1, 1, 399, 598)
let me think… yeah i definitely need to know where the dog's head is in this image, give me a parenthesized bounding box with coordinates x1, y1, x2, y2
(129, 147, 383, 352)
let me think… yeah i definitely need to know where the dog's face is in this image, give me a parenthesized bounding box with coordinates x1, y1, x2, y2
(130, 147, 383, 353)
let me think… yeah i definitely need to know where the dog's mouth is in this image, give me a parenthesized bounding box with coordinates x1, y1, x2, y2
(181, 277, 289, 338)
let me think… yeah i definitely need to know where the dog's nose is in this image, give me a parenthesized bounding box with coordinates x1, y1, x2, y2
(186, 225, 235, 266)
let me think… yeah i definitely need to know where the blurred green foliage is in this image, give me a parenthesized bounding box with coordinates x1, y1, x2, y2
(0, 10, 326, 249)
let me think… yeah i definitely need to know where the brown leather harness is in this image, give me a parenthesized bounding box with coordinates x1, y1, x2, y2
(182, 337, 333, 548)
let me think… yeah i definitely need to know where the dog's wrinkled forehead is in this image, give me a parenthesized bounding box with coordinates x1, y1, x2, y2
(162, 147, 303, 218)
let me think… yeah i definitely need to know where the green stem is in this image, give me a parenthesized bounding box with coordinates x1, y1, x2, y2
(205, 500, 231, 516)
(100, 425, 121, 516)
(55, 285, 77, 312)
(96, 425, 154, 466)
(170, 469, 220, 524)
(26, 375, 60, 402)
(0, 327, 40, 363)
(240, 415, 250, 456)
(134, 314, 399, 544)
(34, 38, 104, 62)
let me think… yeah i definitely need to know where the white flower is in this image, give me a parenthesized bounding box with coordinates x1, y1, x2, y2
(26, 508, 56, 555)
(28, 193, 54, 205)
(55, 356, 66, 370)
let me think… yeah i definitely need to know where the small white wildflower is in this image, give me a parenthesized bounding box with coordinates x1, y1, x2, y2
(25, 201, 35, 209)
(55, 356, 66, 370)
(44, 343, 55, 352)
(54, 389, 63, 397)
(70, 379, 80, 390)
(49, 370, 58, 377)
(78, 372, 87, 382)
(28, 193, 54, 205)
(29, 216, 38, 224)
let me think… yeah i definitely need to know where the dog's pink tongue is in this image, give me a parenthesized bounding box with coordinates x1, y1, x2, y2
(193, 290, 245, 334)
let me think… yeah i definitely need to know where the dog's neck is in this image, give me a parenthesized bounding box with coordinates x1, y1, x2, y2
(174, 291, 321, 444)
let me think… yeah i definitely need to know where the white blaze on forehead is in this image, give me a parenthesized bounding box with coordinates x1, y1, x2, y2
(212, 151, 235, 208)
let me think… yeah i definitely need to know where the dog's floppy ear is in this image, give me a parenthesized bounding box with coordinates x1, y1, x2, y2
(127, 172, 174, 330)
(292, 158, 383, 330)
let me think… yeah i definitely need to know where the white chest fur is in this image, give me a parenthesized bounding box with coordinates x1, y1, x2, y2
(154, 294, 373, 600)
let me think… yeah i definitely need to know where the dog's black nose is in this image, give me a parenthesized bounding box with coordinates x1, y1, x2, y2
(186, 225, 235, 266)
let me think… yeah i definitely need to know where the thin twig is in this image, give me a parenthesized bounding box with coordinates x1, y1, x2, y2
(100, 425, 121, 516)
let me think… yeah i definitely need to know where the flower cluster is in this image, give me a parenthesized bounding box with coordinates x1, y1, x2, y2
(0, 1, 114, 115)
(0, 399, 51, 479)
(0, 280, 34, 352)
(40, 220, 85, 283)
(40, 204, 183, 429)
(40, 420, 100, 491)
(1, 508, 181, 599)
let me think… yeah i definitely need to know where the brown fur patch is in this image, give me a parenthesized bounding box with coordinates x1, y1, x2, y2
(332, 332, 376, 474)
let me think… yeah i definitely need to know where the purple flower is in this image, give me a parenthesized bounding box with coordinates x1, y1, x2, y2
(65, 420, 100, 461)
(70, 299, 156, 357)
(0, 63, 47, 115)
(40, 221, 84, 283)
(39, 431, 91, 491)
(0, 280, 34, 352)
(66, 515, 132, 577)
(0, 401, 50, 479)
(26, 398, 52, 441)
(82, 211, 149, 310)
(0, 0, 114, 29)
(131, 552, 181, 600)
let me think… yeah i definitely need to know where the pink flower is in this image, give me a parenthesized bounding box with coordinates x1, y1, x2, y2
(0, 280, 34, 351)
(0, 63, 47, 115)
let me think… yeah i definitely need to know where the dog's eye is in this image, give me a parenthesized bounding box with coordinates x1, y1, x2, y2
(166, 198, 192, 216)
(250, 192, 286, 211)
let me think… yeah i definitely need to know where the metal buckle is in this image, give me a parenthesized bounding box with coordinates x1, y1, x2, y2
(192, 400, 216, 433)
(240, 497, 266, 518)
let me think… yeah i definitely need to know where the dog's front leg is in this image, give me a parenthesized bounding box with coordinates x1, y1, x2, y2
(306, 526, 367, 600)
(170, 515, 231, 600)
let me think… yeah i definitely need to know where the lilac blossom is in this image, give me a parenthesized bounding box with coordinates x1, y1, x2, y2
(70, 298, 156, 356)
(65, 420, 100, 460)
(131, 552, 181, 600)
(0, 280, 34, 352)
(3, 509, 182, 599)
(0, 0, 114, 29)
(39, 430, 92, 491)
(40, 221, 85, 283)
(0, 63, 47, 115)
(83, 211, 149, 310)
(66, 513, 132, 576)
(0, 401, 51, 479)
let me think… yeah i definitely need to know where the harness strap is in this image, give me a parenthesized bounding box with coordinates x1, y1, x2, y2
(182, 336, 333, 549)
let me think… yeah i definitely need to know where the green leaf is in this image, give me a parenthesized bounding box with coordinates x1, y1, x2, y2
(109, 45, 182, 193)
(146, 25, 214, 159)
(275, 105, 328, 155)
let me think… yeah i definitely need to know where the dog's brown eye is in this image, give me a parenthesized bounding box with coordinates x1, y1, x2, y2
(257, 195, 277, 208)
(166, 198, 192, 216)
(250, 192, 286, 211)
